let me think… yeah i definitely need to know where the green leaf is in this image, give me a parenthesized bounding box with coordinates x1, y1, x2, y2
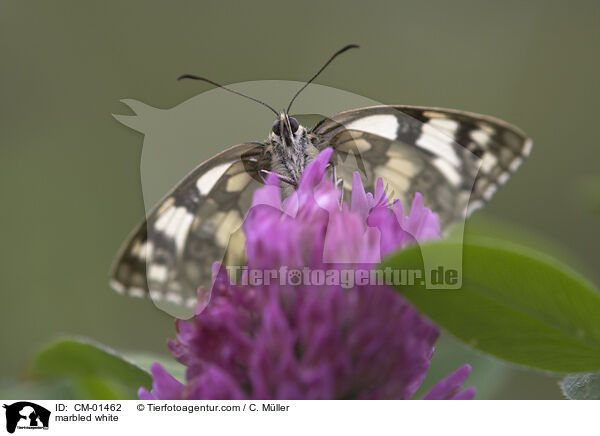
(27, 337, 152, 399)
(381, 237, 600, 373)
(561, 372, 600, 399)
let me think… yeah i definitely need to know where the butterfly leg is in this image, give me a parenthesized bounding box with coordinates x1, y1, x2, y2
(259, 169, 296, 187)
(330, 164, 345, 205)
(337, 178, 345, 205)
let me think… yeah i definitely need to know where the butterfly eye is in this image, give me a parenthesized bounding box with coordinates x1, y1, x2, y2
(271, 120, 281, 135)
(289, 117, 299, 133)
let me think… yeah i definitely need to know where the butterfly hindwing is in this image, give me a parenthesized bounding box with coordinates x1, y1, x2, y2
(110, 142, 269, 309)
(312, 105, 532, 231)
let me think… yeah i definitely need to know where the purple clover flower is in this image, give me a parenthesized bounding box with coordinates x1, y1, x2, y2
(139, 148, 474, 400)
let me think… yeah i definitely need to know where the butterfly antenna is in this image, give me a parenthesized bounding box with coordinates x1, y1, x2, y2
(178, 74, 279, 116)
(286, 44, 359, 113)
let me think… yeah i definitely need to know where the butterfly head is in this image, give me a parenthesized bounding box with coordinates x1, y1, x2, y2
(270, 113, 305, 146)
(268, 113, 318, 188)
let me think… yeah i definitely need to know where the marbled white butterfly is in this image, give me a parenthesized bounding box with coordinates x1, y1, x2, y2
(110, 44, 532, 314)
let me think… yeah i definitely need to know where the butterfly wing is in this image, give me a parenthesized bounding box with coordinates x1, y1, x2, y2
(312, 105, 532, 232)
(110, 142, 269, 315)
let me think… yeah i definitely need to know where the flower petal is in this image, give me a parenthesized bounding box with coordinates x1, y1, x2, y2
(422, 364, 474, 400)
(140, 363, 185, 400)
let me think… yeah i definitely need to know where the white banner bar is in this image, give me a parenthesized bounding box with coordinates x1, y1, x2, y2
(1, 400, 592, 435)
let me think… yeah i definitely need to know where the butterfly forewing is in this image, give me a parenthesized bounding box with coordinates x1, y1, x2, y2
(312, 105, 532, 232)
(110, 142, 269, 315)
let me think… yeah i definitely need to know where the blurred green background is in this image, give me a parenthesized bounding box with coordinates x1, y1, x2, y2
(1, 0, 598, 399)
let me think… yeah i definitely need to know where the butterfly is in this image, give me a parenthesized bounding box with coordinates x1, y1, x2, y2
(109, 44, 532, 315)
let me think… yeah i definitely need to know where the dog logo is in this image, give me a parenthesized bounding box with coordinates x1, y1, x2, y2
(3, 402, 50, 433)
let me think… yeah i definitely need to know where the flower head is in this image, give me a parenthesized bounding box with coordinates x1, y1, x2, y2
(140, 148, 474, 400)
